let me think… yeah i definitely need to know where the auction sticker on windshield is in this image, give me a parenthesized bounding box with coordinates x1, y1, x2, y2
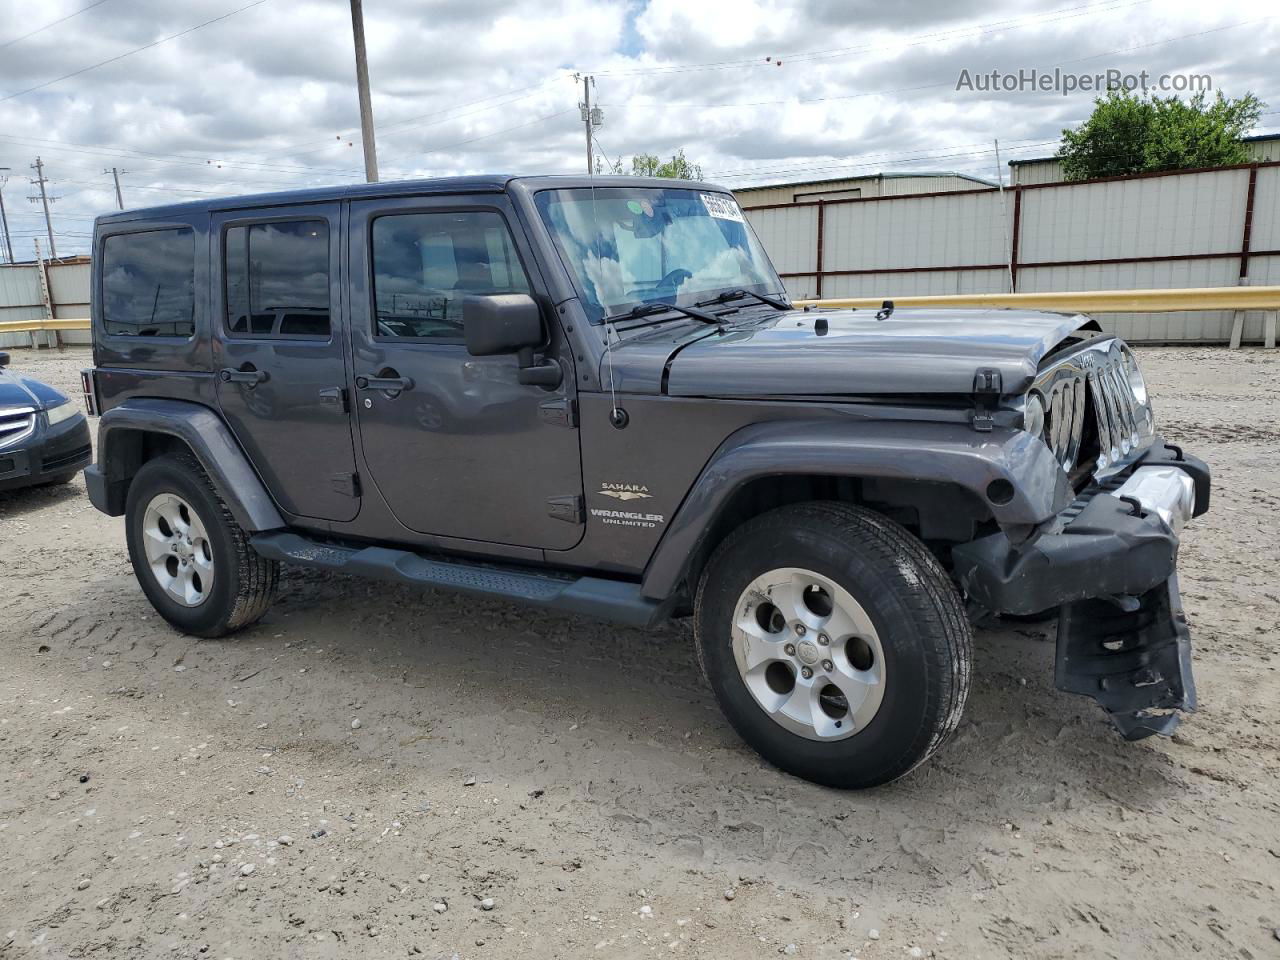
(700, 193, 745, 223)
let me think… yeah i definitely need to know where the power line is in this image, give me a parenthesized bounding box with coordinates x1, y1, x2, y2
(0, 109, 577, 215)
(0, 0, 272, 104)
(414, 109, 577, 157)
(281, 75, 573, 158)
(599, 17, 1274, 120)
(591, 0, 1152, 77)
(0, 135, 362, 183)
(0, 0, 115, 52)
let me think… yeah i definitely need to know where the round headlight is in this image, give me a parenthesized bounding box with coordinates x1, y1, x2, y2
(1122, 349, 1148, 406)
(1023, 392, 1046, 438)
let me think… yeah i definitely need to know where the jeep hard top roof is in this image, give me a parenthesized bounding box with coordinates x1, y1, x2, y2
(94, 174, 730, 225)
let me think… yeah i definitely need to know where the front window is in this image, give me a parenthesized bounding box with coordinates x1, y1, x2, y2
(534, 187, 780, 323)
(370, 210, 530, 341)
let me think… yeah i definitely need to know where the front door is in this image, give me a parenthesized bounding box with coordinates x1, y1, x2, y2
(212, 203, 360, 522)
(347, 195, 583, 550)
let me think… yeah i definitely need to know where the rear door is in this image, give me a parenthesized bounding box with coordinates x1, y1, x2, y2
(346, 194, 583, 549)
(211, 203, 360, 522)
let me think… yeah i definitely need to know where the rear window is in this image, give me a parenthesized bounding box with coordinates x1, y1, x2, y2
(100, 227, 196, 337)
(224, 220, 330, 338)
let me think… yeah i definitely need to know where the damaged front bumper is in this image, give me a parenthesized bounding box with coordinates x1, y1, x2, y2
(952, 440, 1210, 740)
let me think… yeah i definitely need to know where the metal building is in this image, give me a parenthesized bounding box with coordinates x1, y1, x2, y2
(0, 257, 92, 348)
(733, 171, 995, 207)
(742, 160, 1280, 344)
(1009, 132, 1280, 185)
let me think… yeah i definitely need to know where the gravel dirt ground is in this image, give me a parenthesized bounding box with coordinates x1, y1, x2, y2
(1, 345, 1278, 960)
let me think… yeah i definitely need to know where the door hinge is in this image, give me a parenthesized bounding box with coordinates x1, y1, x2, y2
(539, 397, 578, 428)
(547, 494, 584, 524)
(331, 472, 361, 497)
(970, 368, 1002, 432)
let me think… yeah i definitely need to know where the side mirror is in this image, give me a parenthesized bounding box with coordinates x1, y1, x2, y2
(463, 294, 544, 356)
(463, 294, 562, 389)
(0, 352, 9, 368)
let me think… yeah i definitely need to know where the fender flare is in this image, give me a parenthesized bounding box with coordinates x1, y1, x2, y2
(86, 397, 285, 531)
(639, 418, 1071, 600)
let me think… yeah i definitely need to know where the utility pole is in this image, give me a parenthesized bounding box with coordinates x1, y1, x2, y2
(576, 74, 602, 175)
(105, 167, 125, 210)
(0, 167, 14, 264)
(348, 0, 379, 183)
(993, 138, 1013, 293)
(29, 156, 58, 260)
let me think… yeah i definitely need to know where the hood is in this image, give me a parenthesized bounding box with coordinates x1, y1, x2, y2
(0, 366, 67, 410)
(605, 307, 1096, 398)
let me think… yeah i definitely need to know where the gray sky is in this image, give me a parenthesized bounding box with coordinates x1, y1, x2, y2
(0, 0, 1276, 257)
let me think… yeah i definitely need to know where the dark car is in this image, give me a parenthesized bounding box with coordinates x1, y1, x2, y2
(80, 175, 1209, 789)
(0, 351, 92, 491)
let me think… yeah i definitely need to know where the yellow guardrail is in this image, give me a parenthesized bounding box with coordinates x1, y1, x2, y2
(0, 317, 90, 334)
(3, 288, 1280, 336)
(794, 286, 1280, 313)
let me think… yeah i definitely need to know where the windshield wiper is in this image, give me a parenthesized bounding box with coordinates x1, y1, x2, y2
(694, 288, 790, 311)
(603, 301, 721, 325)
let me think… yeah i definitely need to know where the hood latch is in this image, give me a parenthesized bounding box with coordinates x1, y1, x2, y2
(970, 368, 1002, 432)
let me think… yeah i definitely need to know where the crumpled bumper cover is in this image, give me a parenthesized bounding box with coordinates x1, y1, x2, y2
(952, 440, 1210, 740)
(1056, 575, 1195, 740)
(952, 441, 1209, 616)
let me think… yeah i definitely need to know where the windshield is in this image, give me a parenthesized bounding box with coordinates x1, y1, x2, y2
(534, 186, 781, 323)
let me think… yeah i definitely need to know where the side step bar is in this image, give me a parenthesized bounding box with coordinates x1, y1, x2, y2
(250, 531, 665, 629)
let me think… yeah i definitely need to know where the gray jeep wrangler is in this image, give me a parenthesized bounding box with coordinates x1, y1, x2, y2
(82, 175, 1209, 788)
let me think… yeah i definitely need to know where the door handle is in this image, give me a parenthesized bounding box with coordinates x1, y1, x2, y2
(220, 367, 269, 386)
(356, 375, 414, 393)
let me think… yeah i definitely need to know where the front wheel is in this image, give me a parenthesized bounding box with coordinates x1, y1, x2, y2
(694, 502, 971, 789)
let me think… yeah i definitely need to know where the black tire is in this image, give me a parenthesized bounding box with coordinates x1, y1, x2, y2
(125, 452, 279, 638)
(43, 472, 76, 486)
(694, 502, 971, 789)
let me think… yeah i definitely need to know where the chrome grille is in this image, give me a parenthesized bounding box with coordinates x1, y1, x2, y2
(1030, 338, 1154, 479)
(1042, 373, 1086, 471)
(0, 406, 36, 449)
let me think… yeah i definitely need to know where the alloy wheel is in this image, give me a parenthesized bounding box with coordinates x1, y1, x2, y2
(730, 567, 886, 741)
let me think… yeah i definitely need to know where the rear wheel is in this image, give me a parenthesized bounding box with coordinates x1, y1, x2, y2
(125, 452, 278, 637)
(694, 502, 971, 789)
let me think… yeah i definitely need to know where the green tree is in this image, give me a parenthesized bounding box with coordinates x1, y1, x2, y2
(630, 149, 703, 179)
(1058, 89, 1264, 181)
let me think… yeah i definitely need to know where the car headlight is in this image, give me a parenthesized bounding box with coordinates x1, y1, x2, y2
(44, 400, 81, 426)
(1121, 347, 1149, 406)
(1023, 391, 1046, 439)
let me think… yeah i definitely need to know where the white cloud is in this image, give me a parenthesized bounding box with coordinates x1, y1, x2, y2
(0, 0, 1275, 256)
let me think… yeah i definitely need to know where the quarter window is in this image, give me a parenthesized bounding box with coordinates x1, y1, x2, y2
(101, 227, 195, 337)
(224, 220, 330, 338)
(371, 211, 530, 341)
